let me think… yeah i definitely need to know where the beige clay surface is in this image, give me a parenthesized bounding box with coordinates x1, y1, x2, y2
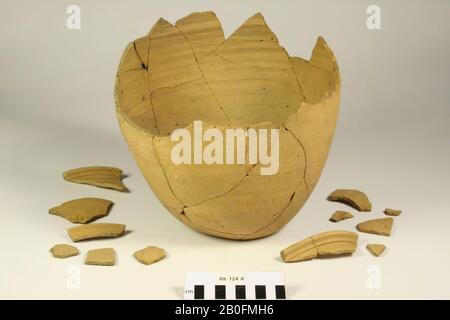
(85, 248, 116, 266)
(384, 208, 402, 216)
(50, 244, 79, 259)
(67, 223, 126, 242)
(366, 244, 386, 257)
(63, 166, 127, 191)
(356, 218, 393, 236)
(49, 198, 113, 224)
(115, 12, 340, 240)
(280, 230, 358, 262)
(329, 210, 353, 222)
(133, 246, 166, 265)
(327, 189, 372, 212)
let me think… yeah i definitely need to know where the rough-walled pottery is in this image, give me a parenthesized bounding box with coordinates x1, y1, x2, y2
(115, 12, 340, 240)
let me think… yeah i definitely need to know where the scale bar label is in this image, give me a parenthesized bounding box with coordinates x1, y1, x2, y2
(185, 272, 286, 300)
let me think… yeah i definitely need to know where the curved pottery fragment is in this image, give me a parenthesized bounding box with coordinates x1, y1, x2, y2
(115, 12, 340, 240)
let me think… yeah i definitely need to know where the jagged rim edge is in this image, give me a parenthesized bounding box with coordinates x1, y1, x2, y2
(114, 14, 341, 139)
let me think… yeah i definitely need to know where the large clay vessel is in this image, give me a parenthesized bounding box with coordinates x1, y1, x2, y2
(115, 12, 340, 240)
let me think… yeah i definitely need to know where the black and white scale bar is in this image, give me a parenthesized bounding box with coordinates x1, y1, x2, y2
(235, 285, 246, 299)
(194, 285, 204, 299)
(255, 285, 267, 299)
(185, 272, 286, 300)
(192, 284, 285, 300)
(275, 285, 286, 299)
(215, 285, 226, 299)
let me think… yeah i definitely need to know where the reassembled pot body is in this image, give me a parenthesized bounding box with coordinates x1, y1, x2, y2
(115, 12, 340, 240)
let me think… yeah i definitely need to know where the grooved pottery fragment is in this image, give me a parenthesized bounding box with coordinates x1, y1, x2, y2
(366, 244, 386, 257)
(115, 11, 341, 240)
(329, 210, 353, 222)
(280, 230, 358, 262)
(134, 246, 166, 265)
(67, 223, 126, 242)
(85, 248, 115, 266)
(356, 218, 393, 236)
(49, 198, 113, 224)
(327, 189, 372, 212)
(50, 244, 79, 259)
(384, 208, 402, 216)
(63, 166, 127, 191)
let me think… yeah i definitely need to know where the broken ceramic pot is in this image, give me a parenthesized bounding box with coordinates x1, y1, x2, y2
(115, 12, 340, 239)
